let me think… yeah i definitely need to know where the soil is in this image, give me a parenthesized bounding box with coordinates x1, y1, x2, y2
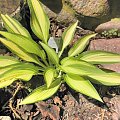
(0, 12, 120, 120)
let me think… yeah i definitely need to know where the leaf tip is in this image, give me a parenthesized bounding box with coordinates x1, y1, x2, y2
(98, 97, 104, 103)
(46, 84, 50, 89)
(19, 98, 31, 105)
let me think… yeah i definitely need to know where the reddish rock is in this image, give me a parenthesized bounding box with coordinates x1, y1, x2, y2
(36, 101, 60, 120)
(89, 38, 120, 72)
(95, 18, 120, 33)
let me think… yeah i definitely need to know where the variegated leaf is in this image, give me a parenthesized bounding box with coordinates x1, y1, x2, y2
(79, 50, 120, 64)
(28, 0, 50, 43)
(19, 79, 61, 105)
(88, 73, 120, 86)
(0, 38, 45, 66)
(60, 57, 104, 75)
(0, 63, 39, 88)
(1, 14, 31, 38)
(44, 67, 56, 88)
(0, 31, 46, 59)
(0, 55, 20, 67)
(65, 74, 103, 102)
(59, 21, 78, 57)
(68, 34, 96, 57)
(40, 42, 59, 65)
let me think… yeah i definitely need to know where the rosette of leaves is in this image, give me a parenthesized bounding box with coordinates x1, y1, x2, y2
(0, 0, 120, 105)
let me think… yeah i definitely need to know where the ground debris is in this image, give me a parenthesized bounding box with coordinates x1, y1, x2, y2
(36, 101, 60, 120)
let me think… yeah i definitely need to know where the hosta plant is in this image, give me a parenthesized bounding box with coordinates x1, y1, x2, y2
(0, 0, 120, 105)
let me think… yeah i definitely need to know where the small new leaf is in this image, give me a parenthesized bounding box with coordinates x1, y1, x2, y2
(44, 67, 56, 88)
(59, 21, 78, 57)
(65, 74, 103, 102)
(40, 42, 59, 65)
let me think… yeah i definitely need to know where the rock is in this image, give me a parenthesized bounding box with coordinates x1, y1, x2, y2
(41, 0, 110, 26)
(89, 38, 120, 54)
(89, 38, 120, 72)
(1, 0, 120, 30)
(95, 18, 120, 33)
(104, 96, 120, 120)
(36, 101, 60, 120)
(0, 0, 20, 15)
(41, 0, 77, 24)
(68, 0, 109, 18)
(1, 0, 119, 30)
(40, 0, 120, 29)
(62, 92, 111, 120)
